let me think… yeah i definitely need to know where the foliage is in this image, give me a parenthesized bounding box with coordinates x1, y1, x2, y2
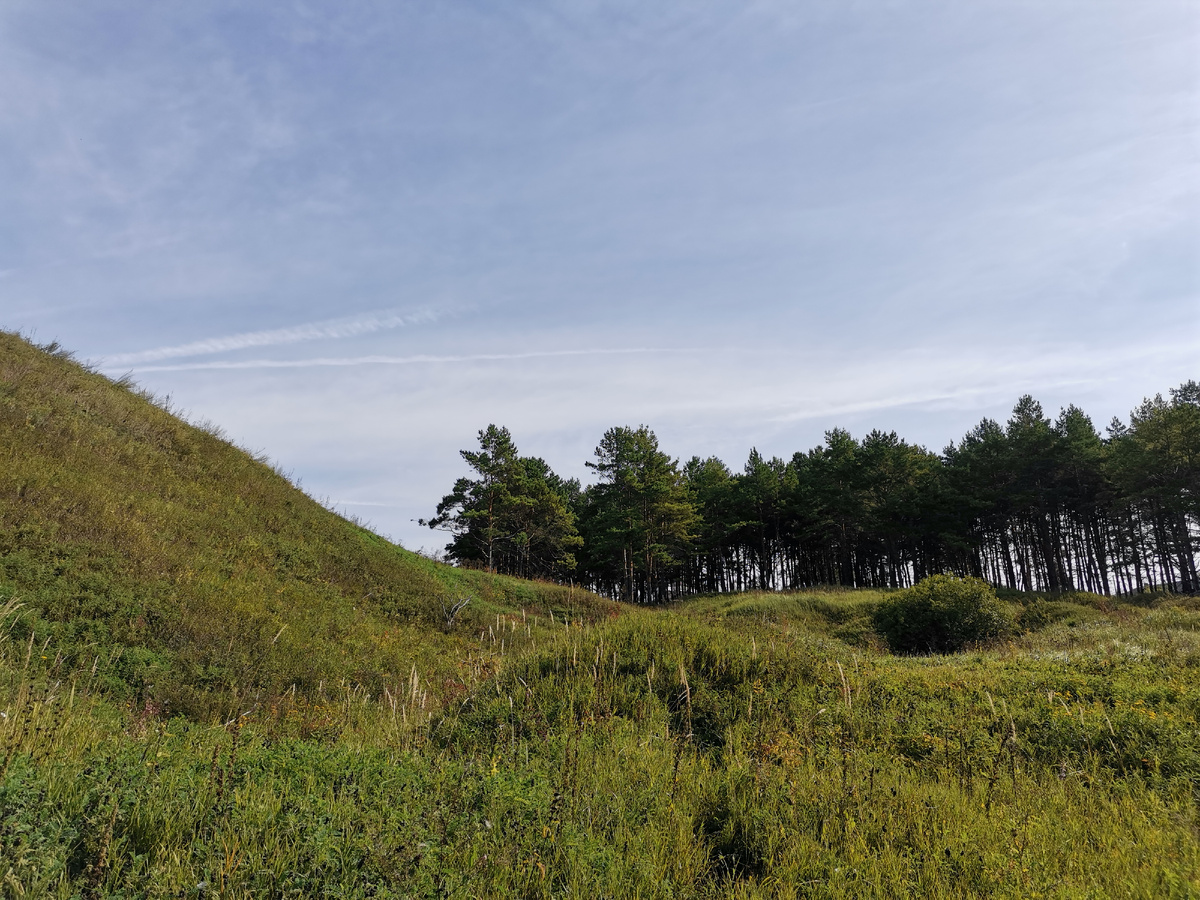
(577, 425, 697, 603)
(441, 384, 1197, 602)
(873, 574, 1013, 654)
(422, 425, 582, 580)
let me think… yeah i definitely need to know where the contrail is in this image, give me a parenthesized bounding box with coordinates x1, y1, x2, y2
(109, 347, 702, 372)
(102, 307, 449, 365)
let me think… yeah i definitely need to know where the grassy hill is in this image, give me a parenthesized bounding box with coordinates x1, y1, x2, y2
(1, 332, 1197, 897)
(0, 331, 616, 720)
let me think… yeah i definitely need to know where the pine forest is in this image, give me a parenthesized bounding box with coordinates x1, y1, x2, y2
(426, 385, 1200, 603)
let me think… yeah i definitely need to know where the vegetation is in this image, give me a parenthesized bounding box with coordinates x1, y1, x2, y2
(872, 575, 1012, 654)
(0, 332, 615, 721)
(576, 425, 699, 604)
(3, 587, 1198, 897)
(421, 425, 582, 581)
(2, 332, 1198, 896)
(426, 389, 1200, 603)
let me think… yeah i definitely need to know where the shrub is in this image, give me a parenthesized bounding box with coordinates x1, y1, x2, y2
(873, 575, 1012, 654)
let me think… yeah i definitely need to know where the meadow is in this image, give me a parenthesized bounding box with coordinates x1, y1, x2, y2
(1, 332, 1198, 897)
(2, 586, 1198, 898)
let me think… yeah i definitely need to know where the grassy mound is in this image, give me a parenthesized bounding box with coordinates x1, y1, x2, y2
(0, 332, 615, 718)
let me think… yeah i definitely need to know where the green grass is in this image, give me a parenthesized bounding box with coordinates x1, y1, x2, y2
(2, 333, 1198, 897)
(0, 331, 617, 722)
(3, 591, 1198, 897)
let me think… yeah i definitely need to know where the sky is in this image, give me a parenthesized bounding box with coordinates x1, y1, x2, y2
(2, 0, 1197, 552)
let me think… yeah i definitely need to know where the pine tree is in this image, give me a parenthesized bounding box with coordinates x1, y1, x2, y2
(579, 426, 697, 603)
(422, 425, 581, 578)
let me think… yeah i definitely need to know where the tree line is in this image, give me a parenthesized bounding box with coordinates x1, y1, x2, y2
(422, 383, 1200, 602)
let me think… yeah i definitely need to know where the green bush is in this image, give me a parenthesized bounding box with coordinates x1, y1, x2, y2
(873, 575, 1012, 654)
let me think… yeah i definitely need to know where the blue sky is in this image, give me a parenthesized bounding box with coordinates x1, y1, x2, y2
(3, 0, 1197, 551)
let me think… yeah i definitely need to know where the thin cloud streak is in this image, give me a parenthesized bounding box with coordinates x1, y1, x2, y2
(109, 347, 706, 373)
(766, 382, 1095, 428)
(764, 339, 1200, 428)
(102, 307, 455, 365)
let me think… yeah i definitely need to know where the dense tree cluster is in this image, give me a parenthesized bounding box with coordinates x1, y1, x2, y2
(425, 384, 1199, 602)
(420, 425, 581, 581)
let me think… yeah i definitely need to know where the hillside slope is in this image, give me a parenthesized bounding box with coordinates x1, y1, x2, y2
(0, 332, 614, 718)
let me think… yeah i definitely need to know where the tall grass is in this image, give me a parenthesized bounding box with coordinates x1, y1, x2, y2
(2, 590, 1197, 897)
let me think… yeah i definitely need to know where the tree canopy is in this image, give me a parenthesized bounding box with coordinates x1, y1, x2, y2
(426, 383, 1200, 601)
(420, 425, 581, 580)
(576, 426, 697, 604)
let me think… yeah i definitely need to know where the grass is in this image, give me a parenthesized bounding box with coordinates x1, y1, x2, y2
(1, 332, 1198, 896)
(2, 590, 1198, 897)
(0, 331, 617, 722)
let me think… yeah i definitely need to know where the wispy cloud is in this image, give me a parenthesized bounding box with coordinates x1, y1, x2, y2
(107, 347, 704, 373)
(101, 307, 453, 365)
(764, 338, 1200, 427)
